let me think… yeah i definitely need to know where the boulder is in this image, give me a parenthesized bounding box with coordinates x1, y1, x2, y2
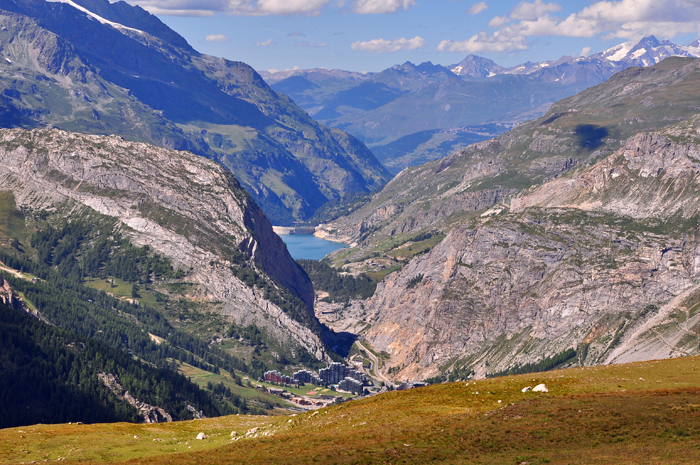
(196, 432, 206, 440)
(533, 384, 549, 392)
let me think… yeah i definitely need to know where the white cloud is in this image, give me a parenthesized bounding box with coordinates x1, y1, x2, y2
(509, 0, 561, 21)
(440, 0, 700, 54)
(437, 33, 529, 53)
(466, 1, 488, 15)
(205, 34, 230, 42)
(580, 46, 592, 56)
(256, 38, 276, 46)
(256, 0, 329, 15)
(352, 0, 415, 14)
(351, 36, 425, 52)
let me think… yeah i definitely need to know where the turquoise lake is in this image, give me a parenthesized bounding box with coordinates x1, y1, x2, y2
(279, 234, 348, 260)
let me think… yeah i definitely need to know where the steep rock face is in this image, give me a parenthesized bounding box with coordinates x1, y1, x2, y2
(355, 116, 700, 381)
(98, 373, 173, 424)
(0, 128, 325, 357)
(363, 209, 700, 381)
(0, 275, 23, 311)
(512, 124, 700, 219)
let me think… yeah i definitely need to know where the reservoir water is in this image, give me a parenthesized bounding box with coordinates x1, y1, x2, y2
(279, 234, 348, 260)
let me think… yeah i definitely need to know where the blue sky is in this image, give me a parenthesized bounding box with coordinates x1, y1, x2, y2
(122, 0, 700, 72)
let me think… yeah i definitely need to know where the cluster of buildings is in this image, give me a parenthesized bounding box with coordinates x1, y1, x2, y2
(338, 377, 364, 395)
(396, 381, 428, 391)
(264, 362, 369, 395)
(319, 362, 367, 385)
(263, 370, 295, 385)
(292, 369, 323, 385)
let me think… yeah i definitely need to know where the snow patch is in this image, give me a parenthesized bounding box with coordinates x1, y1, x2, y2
(631, 48, 646, 59)
(46, 0, 145, 36)
(605, 41, 634, 61)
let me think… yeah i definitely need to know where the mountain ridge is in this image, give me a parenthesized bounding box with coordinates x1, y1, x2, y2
(0, 0, 390, 224)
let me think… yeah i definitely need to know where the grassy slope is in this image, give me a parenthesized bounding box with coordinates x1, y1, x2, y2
(3, 355, 700, 464)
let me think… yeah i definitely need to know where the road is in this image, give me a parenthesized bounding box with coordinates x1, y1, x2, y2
(355, 340, 395, 388)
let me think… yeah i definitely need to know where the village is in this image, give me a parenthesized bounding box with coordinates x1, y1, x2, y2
(258, 361, 427, 410)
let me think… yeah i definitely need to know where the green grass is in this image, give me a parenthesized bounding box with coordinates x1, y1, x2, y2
(0, 192, 30, 248)
(177, 363, 288, 408)
(5, 355, 700, 463)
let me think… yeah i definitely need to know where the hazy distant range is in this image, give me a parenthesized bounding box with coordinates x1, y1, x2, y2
(262, 36, 700, 174)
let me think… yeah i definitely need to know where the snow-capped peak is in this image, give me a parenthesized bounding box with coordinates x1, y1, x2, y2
(594, 36, 700, 65)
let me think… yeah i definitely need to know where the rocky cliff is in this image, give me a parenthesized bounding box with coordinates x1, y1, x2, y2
(0, 127, 327, 358)
(353, 115, 700, 381)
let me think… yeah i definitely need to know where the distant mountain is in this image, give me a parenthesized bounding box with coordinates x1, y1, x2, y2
(264, 36, 700, 173)
(0, 0, 390, 225)
(449, 54, 505, 78)
(593, 35, 700, 67)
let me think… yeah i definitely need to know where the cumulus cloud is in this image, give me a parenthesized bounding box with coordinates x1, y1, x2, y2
(351, 36, 425, 53)
(467, 2, 488, 15)
(439, 0, 700, 54)
(352, 0, 415, 14)
(579, 46, 592, 57)
(509, 0, 561, 21)
(256, 38, 276, 46)
(205, 34, 230, 42)
(437, 33, 528, 53)
(256, 0, 329, 15)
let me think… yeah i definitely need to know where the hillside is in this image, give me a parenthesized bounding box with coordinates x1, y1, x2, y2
(0, 127, 342, 426)
(313, 57, 700, 381)
(0, 0, 390, 224)
(0, 302, 233, 427)
(265, 36, 700, 173)
(3, 355, 700, 463)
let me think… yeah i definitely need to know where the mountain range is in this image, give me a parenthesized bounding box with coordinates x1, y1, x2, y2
(263, 36, 700, 174)
(0, 0, 390, 225)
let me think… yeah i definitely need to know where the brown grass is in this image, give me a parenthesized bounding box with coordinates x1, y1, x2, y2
(3, 356, 700, 464)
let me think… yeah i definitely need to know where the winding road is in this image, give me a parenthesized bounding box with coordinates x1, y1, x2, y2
(355, 340, 395, 388)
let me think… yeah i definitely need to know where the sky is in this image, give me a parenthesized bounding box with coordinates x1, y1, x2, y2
(120, 0, 700, 73)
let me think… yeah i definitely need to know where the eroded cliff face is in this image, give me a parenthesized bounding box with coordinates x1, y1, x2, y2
(356, 117, 700, 381)
(0, 128, 325, 358)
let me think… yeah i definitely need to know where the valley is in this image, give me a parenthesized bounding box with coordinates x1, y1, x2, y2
(2, 0, 700, 462)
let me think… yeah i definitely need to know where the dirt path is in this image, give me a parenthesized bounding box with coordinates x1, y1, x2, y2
(0, 261, 26, 279)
